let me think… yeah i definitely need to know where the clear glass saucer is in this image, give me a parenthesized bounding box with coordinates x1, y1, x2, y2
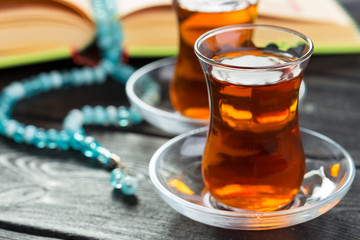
(149, 127, 355, 230)
(126, 57, 306, 135)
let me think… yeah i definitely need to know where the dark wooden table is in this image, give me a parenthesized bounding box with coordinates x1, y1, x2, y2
(0, 1, 360, 239)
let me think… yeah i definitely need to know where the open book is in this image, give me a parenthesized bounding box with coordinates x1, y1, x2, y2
(1, 0, 359, 68)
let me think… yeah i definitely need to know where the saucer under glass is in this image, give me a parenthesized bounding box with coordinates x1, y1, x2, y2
(149, 127, 355, 230)
(126, 57, 306, 135)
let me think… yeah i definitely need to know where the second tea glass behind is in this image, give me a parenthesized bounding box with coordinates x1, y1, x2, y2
(170, 0, 258, 120)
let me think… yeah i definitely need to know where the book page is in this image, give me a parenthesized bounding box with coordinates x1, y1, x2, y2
(257, 0, 353, 26)
(117, 0, 171, 16)
(55, 0, 172, 19)
(57, 0, 354, 26)
(116, 0, 354, 26)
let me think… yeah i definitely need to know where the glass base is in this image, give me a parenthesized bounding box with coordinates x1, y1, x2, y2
(202, 189, 304, 212)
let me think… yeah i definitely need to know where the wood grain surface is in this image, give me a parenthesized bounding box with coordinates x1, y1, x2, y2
(0, 1, 359, 239)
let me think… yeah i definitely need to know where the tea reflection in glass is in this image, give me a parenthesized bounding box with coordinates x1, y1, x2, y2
(195, 24, 313, 212)
(170, 0, 258, 120)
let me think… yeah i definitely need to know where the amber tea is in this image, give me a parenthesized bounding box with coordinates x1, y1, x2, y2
(195, 25, 313, 212)
(170, 0, 258, 120)
(203, 50, 305, 211)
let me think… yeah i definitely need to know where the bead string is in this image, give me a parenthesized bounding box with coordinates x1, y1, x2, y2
(0, 0, 158, 195)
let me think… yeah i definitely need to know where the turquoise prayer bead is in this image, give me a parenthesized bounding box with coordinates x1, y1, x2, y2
(49, 71, 63, 89)
(39, 73, 53, 91)
(57, 131, 71, 150)
(13, 124, 25, 143)
(4, 82, 26, 100)
(33, 129, 48, 149)
(94, 106, 107, 124)
(0, 100, 12, 116)
(106, 105, 118, 124)
(61, 71, 73, 86)
(23, 79, 40, 97)
(82, 105, 95, 124)
(99, 60, 115, 73)
(93, 66, 107, 84)
(112, 65, 135, 84)
(47, 129, 59, 149)
(81, 67, 95, 86)
(117, 107, 130, 127)
(0, 119, 9, 135)
(5, 120, 18, 138)
(96, 146, 111, 164)
(70, 132, 85, 151)
(121, 176, 138, 195)
(81, 136, 98, 158)
(129, 107, 142, 125)
(110, 168, 125, 189)
(24, 125, 37, 144)
(70, 69, 84, 87)
(99, 35, 113, 50)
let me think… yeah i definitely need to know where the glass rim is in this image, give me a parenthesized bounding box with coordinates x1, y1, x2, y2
(194, 24, 314, 70)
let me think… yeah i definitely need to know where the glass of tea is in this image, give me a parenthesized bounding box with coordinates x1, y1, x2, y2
(170, 0, 258, 120)
(194, 24, 314, 212)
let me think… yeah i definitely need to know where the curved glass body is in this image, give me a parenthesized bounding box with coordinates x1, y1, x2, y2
(195, 24, 313, 211)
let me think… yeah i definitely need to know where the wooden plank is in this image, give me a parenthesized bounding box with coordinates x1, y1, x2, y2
(0, 129, 358, 239)
(0, 229, 58, 240)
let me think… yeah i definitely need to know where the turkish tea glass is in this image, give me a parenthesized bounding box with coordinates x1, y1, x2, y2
(170, 0, 258, 120)
(195, 24, 314, 212)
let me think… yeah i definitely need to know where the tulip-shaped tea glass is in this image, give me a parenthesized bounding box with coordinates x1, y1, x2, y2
(170, 0, 258, 120)
(195, 24, 314, 212)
